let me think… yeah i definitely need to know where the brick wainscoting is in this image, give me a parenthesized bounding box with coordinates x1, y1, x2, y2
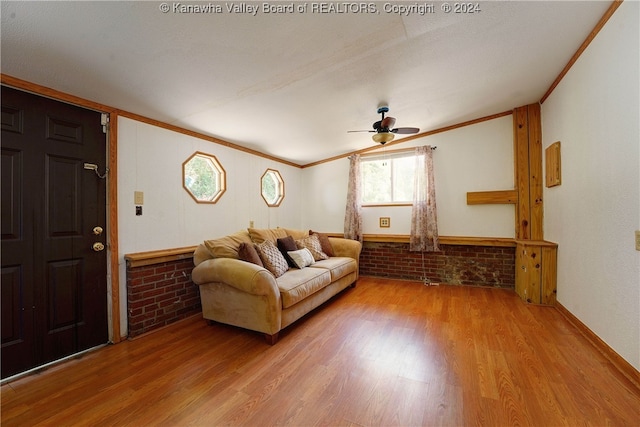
(126, 258, 201, 338)
(360, 242, 515, 288)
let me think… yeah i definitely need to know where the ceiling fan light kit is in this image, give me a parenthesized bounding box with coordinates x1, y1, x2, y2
(349, 106, 420, 145)
(372, 132, 395, 144)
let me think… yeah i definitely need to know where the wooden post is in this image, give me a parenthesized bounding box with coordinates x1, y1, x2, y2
(527, 103, 543, 241)
(513, 106, 530, 239)
(513, 103, 555, 305)
(513, 103, 543, 240)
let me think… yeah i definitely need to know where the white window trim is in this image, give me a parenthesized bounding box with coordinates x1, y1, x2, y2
(361, 148, 417, 206)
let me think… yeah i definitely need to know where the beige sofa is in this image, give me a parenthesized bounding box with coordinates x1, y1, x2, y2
(191, 228, 361, 344)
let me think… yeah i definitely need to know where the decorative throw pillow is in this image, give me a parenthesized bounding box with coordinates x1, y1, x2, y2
(255, 240, 289, 277)
(238, 242, 263, 267)
(277, 236, 298, 267)
(309, 230, 334, 257)
(295, 234, 329, 261)
(287, 248, 315, 269)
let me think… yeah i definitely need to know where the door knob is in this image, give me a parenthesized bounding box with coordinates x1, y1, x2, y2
(92, 242, 105, 252)
(93, 226, 104, 235)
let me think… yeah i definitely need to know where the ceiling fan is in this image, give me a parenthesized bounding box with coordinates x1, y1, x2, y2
(348, 106, 420, 145)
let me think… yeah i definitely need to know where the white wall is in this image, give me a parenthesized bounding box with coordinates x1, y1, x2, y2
(116, 112, 515, 336)
(541, 1, 639, 370)
(117, 117, 303, 335)
(302, 115, 515, 237)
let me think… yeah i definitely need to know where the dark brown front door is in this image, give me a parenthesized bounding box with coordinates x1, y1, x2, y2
(1, 86, 108, 379)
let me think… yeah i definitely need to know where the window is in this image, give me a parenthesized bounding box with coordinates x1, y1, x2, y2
(361, 151, 416, 205)
(261, 169, 284, 207)
(182, 152, 226, 203)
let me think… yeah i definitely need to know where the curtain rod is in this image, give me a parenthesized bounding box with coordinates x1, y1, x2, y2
(360, 145, 437, 157)
(349, 145, 437, 160)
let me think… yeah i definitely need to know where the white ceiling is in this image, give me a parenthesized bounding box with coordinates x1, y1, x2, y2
(1, 1, 612, 166)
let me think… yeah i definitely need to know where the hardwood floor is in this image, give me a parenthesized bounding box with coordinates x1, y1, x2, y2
(2, 277, 639, 426)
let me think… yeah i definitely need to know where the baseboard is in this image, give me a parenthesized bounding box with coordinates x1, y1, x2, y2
(555, 302, 640, 391)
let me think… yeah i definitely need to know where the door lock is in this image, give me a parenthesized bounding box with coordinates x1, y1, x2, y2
(92, 242, 105, 252)
(93, 226, 104, 235)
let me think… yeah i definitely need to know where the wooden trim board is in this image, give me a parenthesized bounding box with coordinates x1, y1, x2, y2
(467, 190, 518, 205)
(556, 301, 640, 390)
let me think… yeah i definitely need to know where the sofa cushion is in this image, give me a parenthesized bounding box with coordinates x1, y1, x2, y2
(288, 248, 315, 269)
(309, 257, 357, 282)
(282, 228, 309, 240)
(295, 234, 329, 261)
(255, 240, 289, 277)
(276, 267, 331, 308)
(248, 227, 288, 244)
(238, 242, 263, 267)
(204, 231, 252, 259)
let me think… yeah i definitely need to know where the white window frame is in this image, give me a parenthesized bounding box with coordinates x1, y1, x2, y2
(361, 148, 416, 206)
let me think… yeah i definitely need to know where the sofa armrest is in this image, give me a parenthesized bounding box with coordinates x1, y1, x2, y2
(192, 258, 278, 296)
(328, 237, 362, 261)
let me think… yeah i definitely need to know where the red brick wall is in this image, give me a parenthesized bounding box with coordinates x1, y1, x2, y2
(126, 258, 201, 338)
(360, 242, 515, 288)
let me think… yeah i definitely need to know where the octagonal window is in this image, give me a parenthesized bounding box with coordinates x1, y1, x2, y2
(182, 152, 226, 203)
(261, 169, 284, 207)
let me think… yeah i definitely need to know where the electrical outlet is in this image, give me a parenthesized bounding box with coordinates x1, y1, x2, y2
(635, 230, 640, 251)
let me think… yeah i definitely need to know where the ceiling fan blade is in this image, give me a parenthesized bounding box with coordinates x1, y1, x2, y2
(347, 130, 375, 133)
(391, 127, 420, 134)
(381, 116, 396, 130)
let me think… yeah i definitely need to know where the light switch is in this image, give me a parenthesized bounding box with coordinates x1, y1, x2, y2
(134, 191, 144, 205)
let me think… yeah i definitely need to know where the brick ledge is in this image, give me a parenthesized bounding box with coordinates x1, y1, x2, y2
(123, 236, 516, 268)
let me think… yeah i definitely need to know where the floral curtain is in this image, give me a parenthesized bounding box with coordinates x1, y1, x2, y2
(343, 154, 363, 242)
(410, 145, 439, 252)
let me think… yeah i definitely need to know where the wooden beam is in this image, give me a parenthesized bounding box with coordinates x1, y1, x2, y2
(513, 104, 543, 240)
(513, 106, 531, 239)
(527, 103, 544, 240)
(108, 112, 121, 343)
(466, 190, 518, 205)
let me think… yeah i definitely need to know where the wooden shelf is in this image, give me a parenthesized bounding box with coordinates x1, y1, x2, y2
(125, 246, 197, 268)
(363, 234, 516, 247)
(466, 190, 518, 205)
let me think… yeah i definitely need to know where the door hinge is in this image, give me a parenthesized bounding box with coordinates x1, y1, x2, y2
(101, 113, 109, 134)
